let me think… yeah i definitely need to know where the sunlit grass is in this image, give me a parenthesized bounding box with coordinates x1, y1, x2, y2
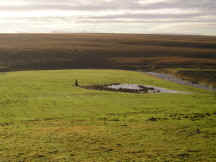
(0, 69, 215, 161)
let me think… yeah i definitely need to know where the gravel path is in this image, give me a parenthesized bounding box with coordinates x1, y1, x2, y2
(143, 85, 187, 94)
(146, 72, 216, 92)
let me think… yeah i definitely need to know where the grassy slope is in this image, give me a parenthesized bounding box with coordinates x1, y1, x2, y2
(0, 69, 216, 161)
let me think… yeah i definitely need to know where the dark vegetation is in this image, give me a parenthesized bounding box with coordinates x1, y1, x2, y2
(176, 70, 216, 87)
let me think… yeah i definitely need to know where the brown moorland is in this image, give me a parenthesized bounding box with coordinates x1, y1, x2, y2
(0, 33, 216, 85)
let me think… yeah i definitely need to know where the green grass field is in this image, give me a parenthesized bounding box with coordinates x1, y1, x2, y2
(0, 69, 216, 161)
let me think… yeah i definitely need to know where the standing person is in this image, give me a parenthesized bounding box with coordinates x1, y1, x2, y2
(75, 80, 79, 87)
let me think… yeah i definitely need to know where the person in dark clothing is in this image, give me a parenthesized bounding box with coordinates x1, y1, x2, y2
(75, 80, 79, 87)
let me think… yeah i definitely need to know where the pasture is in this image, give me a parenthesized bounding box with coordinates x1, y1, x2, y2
(0, 70, 215, 161)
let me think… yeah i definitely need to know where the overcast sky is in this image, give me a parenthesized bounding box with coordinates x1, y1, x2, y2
(0, 0, 216, 35)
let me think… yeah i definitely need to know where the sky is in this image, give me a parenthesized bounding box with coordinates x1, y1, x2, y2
(0, 0, 216, 35)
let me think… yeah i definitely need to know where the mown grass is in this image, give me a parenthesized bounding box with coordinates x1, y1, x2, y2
(0, 69, 216, 161)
